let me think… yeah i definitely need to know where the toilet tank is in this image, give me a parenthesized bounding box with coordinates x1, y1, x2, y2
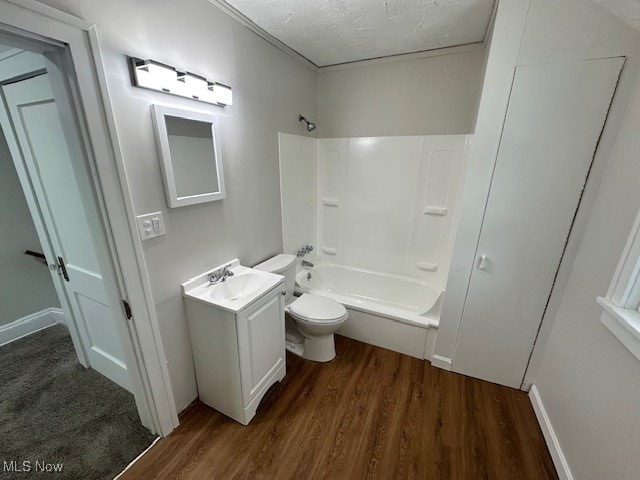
(253, 254, 296, 301)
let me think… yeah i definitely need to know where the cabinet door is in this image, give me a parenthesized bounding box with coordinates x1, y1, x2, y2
(237, 289, 285, 405)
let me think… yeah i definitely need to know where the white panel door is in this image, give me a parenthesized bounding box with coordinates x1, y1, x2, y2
(2, 74, 131, 391)
(453, 58, 623, 388)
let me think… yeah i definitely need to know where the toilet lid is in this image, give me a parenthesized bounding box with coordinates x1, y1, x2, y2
(289, 294, 347, 323)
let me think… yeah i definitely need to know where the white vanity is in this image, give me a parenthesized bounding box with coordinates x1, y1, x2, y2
(182, 259, 286, 425)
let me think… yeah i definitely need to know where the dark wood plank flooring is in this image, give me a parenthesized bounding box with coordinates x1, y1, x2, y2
(122, 336, 557, 479)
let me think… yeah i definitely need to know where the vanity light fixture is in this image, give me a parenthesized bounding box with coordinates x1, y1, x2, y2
(129, 57, 233, 106)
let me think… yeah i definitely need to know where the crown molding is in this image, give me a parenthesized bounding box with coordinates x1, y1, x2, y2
(209, 0, 488, 73)
(208, 0, 319, 72)
(318, 42, 484, 73)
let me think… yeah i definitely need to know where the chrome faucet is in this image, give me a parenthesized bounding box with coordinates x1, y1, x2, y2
(302, 260, 314, 268)
(208, 266, 234, 285)
(296, 245, 313, 257)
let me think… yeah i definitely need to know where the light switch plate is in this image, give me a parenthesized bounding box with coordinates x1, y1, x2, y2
(136, 211, 166, 241)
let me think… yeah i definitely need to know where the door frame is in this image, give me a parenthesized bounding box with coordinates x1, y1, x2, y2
(0, 0, 178, 435)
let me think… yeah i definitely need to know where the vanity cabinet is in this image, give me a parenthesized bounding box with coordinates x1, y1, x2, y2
(236, 291, 286, 408)
(183, 266, 286, 425)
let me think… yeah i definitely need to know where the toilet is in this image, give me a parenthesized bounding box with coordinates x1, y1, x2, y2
(254, 254, 347, 362)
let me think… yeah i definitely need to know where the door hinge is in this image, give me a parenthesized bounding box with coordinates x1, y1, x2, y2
(57, 256, 69, 281)
(123, 299, 132, 319)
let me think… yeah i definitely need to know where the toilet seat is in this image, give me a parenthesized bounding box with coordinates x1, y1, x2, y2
(288, 294, 347, 324)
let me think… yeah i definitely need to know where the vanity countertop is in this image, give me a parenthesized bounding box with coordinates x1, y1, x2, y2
(182, 259, 283, 314)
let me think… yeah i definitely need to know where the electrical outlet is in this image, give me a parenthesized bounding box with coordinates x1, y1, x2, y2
(136, 212, 166, 241)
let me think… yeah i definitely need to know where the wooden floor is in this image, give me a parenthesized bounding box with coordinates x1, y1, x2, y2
(122, 336, 557, 479)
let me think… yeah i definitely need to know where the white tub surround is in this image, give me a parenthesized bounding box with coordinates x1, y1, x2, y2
(278, 133, 317, 254)
(315, 135, 469, 286)
(279, 134, 468, 359)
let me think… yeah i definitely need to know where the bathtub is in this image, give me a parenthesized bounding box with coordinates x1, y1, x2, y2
(295, 262, 441, 359)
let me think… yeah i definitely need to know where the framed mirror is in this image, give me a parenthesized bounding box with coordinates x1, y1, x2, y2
(151, 105, 225, 208)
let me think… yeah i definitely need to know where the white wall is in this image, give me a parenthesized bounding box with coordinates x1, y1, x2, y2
(520, 0, 640, 388)
(46, 0, 317, 412)
(278, 133, 316, 255)
(0, 128, 60, 326)
(533, 71, 640, 480)
(316, 50, 485, 138)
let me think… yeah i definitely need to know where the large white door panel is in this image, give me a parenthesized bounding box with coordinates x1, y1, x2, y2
(452, 58, 624, 388)
(2, 74, 131, 391)
(17, 102, 101, 272)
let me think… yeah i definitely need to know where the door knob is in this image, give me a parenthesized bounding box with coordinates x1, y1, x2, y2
(477, 254, 489, 271)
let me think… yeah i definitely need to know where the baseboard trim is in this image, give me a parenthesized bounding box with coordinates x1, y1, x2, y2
(0, 307, 66, 347)
(430, 354, 452, 371)
(50, 307, 66, 325)
(529, 385, 573, 480)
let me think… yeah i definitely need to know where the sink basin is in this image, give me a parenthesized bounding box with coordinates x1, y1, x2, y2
(210, 273, 264, 302)
(182, 259, 284, 314)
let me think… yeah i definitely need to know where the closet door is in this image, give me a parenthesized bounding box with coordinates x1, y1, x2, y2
(452, 58, 623, 388)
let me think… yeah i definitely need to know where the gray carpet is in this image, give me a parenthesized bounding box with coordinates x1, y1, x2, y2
(0, 324, 156, 479)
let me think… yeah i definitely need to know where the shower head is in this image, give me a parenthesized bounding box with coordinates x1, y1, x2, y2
(298, 114, 316, 132)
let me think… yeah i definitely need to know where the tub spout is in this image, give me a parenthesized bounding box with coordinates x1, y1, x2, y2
(302, 260, 314, 268)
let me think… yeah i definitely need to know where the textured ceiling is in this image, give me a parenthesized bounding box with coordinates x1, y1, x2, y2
(221, 0, 495, 67)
